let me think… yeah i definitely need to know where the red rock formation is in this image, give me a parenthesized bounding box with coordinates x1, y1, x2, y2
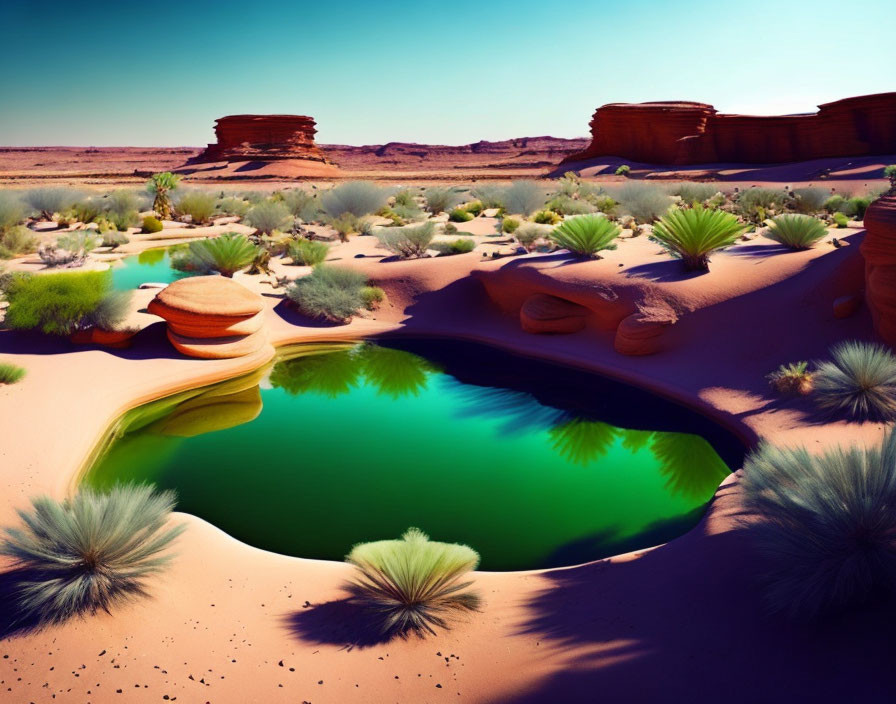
(861, 192, 896, 345)
(565, 92, 896, 166)
(193, 115, 332, 164)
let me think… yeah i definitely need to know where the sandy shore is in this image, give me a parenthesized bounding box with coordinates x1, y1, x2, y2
(1, 221, 894, 702)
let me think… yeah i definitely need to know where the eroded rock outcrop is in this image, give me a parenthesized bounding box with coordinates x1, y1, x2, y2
(195, 115, 331, 163)
(861, 192, 896, 345)
(520, 293, 590, 334)
(564, 92, 896, 165)
(147, 276, 269, 359)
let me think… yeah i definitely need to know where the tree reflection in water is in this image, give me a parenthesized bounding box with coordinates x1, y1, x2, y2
(548, 419, 620, 466)
(649, 433, 730, 500)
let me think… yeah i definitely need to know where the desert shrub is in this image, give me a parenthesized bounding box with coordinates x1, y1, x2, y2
(741, 430, 896, 619)
(393, 189, 418, 208)
(38, 231, 101, 266)
(448, 207, 473, 222)
(885, 165, 896, 188)
(361, 285, 386, 310)
(669, 182, 718, 205)
(532, 210, 561, 225)
(832, 211, 849, 228)
(587, 194, 618, 216)
(376, 221, 435, 258)
(791, 187, 828, 214)
(502, 217, 520, 234)
(329, 212, 359, 241)
(553, 172, 581, 197)
(244, 201, 291, 234)
(650, 204, 746, 270)
(289, 238, 330, 266)
(321, 181, 389, 218)
(390, 203, 426, 222)
(550, 215, 620, 258)
(104, 189, 141, 217)
(814, 341, 896, 421)
(823, 194, 850, 214)
(615, 183, 672, 223)
(0, 192, 27, 231)
(503, 181, 545, 216)
(463, 199, 484, 216)
(101, 230, 130, 249)
(147, 172, 181, 219)
(216, 196, 251, 218)
(471, 184, 505, 209)
(281, 189, 319, 221)
(765, 214, 828, 249)
(175, 190, 217, 224)
(0, 361, 26, 384)
(178, 234, 259, 278)
(424, 187, 463, 214)
(23, 187, 81, 219)
(141, 215, 163, 233)
(615, 165, 631, 176)
(737, 187, 787, 223)
(545, 194, 595, 216)
(111, 210, 139, 231)
(286, 265, 369, 322)
(848, 196, 872, 220)
(1, 226, 38, 256)
(515, 223, 550, 251)
(345, 527, 480, 636)
(67, 198, 103, 224)
(3, 270, 127, 335)
(767, 361, 812, 395)
(0, 485, 183, 625)
(432, 238, 475, 256)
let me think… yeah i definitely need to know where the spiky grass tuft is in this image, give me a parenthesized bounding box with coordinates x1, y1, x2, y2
(741, 430, 896, 619)
(814, 341, 896, 421)
(765, 214, 828, 249)
(0, 361, 26, 384)
(650, 204, 746, 270)
(0, 485, 184, 625)
(550, 215, 620, 258)
(766, 361, 813, 395)
(346, 528, 480, 636)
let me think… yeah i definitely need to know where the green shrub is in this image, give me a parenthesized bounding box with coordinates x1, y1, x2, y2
(448, 207, 473, 222)
(670, 182, 718, 205)
(0, 192, 27, 231)
(321, 181, 390, 218)
(884, 165, 896, 188)
(767, 361, 812, 395)
(361, 285, 386, 310)
(286, 265, 369, 322)
(823, 194, 850, 214)
(615, 183, 672, 223)
(142, 215, 164, 233)
(433, 238, 475, 256)
(503, 181, 545, 216)
(376, 221, 435, 258)
(147, 172, 181, 219)
(832, 211, 849, 228)
(463, 199, 484, 216)
(175, 190, 217, 224)
(329, 212, 359, 242)
(471, 184, 505, 209)
(532, 210, 561, 225)
(737, 187, 787, 222)
(587, 194, 618, 216)
(23, 187, 81, 219)
(216, 196, 251, 218)
(550, 215, 620, 258)
(0, 485, 184, 625)
(424, 187, 463, 214)
(345, 527, 480, 636)
(814, 341, 896, 421)
(393, 189, 418, 208)
(502, 217, 520, 234)
(1, 226, 38, 256)
(848, 196, 872, 220)
(105, 189, 141, 217)
(650, 204, 746, 270)
(289, 238, 330, 266)
(615, 165, 631, 176)
(791, 187, 827, 214)
(741, 430, 896, 619)
(545, 195, 595, 216)
(178, 234, 259, 278)
(0, 361, 26, 384)
(765, 214, 828, 249)
(4, 270, 128, 335)
(515, 223, 550, 251)
(244, 201, 291, 234)
(101, 230, 130, 249)
(281, 189, 319, 221)
(68, 198, 103, 224)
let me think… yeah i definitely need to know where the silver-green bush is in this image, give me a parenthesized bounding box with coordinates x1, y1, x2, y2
(814, 341, 896, 421)
(376, 221, 435, 258)
(321, 182, 390, 218)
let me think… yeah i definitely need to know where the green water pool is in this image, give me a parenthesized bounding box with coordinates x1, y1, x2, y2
(111, 246, 193, 290)
(82, 338, 745, 570)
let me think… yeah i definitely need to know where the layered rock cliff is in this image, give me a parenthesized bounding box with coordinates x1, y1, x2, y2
(193, 115, 332, 164)
(564, 92, 896, 166)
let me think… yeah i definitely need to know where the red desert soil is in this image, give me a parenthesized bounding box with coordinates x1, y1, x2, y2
(1, 221, 893, 702)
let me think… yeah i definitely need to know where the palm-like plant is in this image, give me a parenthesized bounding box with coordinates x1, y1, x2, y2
(147, 172, 181, 220)
(814, 341, 896, 421)
(186, 234, 259, 277)
(650, 204, 746, 270)
(741, 430, 896, 619)
(765, 214, 828, 250)
(0, 485, 184, 625)
(346, 527, 481, 636)
(550, 215, 620, 258)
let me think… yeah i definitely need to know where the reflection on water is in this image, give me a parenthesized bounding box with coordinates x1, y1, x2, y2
(137, 247, 167, 266)
(83, 340, 741, 570)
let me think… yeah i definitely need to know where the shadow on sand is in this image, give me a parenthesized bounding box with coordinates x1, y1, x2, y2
(285, 598, 396, 650)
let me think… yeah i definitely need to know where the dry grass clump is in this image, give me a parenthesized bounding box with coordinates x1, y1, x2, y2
(0, 361, 26, 385)
(346, 527, 481, 636)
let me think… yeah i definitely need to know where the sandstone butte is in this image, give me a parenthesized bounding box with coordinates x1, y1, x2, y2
(563, 92, 896, 166)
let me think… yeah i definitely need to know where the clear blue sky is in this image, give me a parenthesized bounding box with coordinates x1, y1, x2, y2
(1, 0, 893, 146)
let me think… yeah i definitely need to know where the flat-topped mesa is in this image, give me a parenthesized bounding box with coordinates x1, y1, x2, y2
(194, 114, 332, 163)
(563, 92, 896, 166)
